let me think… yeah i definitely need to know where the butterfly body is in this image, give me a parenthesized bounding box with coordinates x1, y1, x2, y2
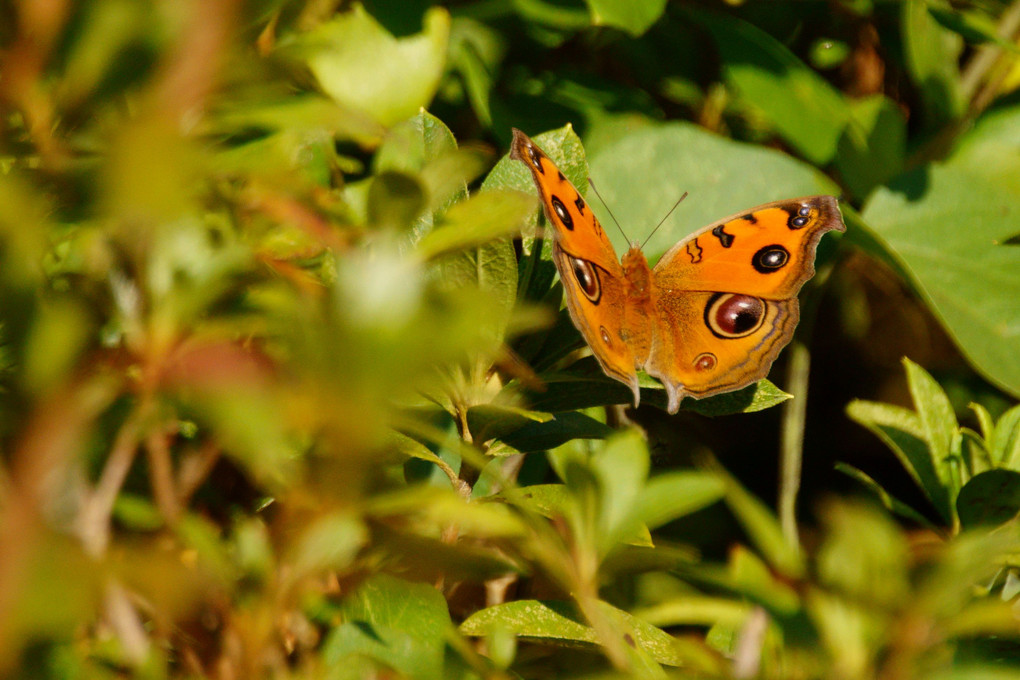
(511, 128, 845, 413)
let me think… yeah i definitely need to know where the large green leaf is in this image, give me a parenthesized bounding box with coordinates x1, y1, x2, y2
(861, 107, 1020, 397)
(590, 430, 650, 553)
(904, 358, 961, 496)
(323, 573, 452, 680)
(689, 9, 850, 166)
(586, 0, 667, 37)
(957, 469, 1020, 529)
(902, 0, 964, 131)
(459, 599, 705, 667)
(283, 5, 450, 127)
(637, 471, 725, 531)
(846, 398, 954, 524)
(836, 94, 907, 201)
(417, 190, 535, 260)
(586, 122, 841, 259)
(499, 410, 613, 451)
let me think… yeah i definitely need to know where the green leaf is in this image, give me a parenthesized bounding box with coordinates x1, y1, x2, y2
(210, 95, 384, 147)
(957, 469, 1020, 529)
(995, 404, 1020, 469)
(636, 595, 751, 629)
(688, 10, 850, 165)
(459, 599, 701, 667)
(808, 38, 850, 69)
(846, 399, 954, 523)
(512, 483, 572, 519)
(681, 380, 792, 416)
(902, 0, 964, 130)
(428, 201, 522, 346)
(636, 471, 725, 531)
(6, 531, 101, 645)
(466, 404, 553, 444)
(586, 122, 840, 258)
(815, 501, 909, 607)
(285, 5, 450, 127)
(928, 6, 1019, 52)
(417, 189, 535, 260)
(285, 511, 366, 582)
(194, 391, 300, 491)
(904, 358, 961, 496)
(586, 0, 667, 37)
(373, 526, 523, 581)
(834, 462, 941, 531)
(680, 546, 800, 615)
(367, 171, 426, 230)
(717, 464, 804, 578)
(512, 482, 653, 549)
(969, 402, 997, 448)
(591, 430, 650, 552)
(526, 356, 791, 415)
(324, 573, 452, 680)
(500, 410, 614, 452)
(375, 110, 458, 173)
(112, 494, 164, 532)
(860, 107, 1020, 397)
(387, 430, 449, 468)
(511, 0, 590, 31)
(515, 306, 585, 371)
(368, 486, 527, 538)
(177, 513, 236, 586)
(22, 299, 94, 396)
(448, 18, 505, 126)
(374, 112, 490, 233)
(836, 94, 907, 200)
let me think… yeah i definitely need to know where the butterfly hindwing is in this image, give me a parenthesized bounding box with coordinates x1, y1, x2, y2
(644, 196, 843, 407)
(644, 292, 799, 410)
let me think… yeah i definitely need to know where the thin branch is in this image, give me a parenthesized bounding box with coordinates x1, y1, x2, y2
(146, 424, 180, 525)
(77, 400, 150, 557)
(176, 439, 221, 506)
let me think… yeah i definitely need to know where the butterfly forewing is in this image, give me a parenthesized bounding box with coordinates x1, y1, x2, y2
(652, 196, 844, 299)
(512, 128, 644, 403)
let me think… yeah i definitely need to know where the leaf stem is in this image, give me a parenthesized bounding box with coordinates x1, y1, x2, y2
(779, 339, 810, 552)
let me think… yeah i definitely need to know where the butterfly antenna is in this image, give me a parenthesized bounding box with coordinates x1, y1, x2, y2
(640, 191, 688, 250)
(587, 178, 631, 243)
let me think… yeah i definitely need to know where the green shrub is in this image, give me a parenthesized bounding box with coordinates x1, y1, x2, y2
(1, 1, 1019, 678)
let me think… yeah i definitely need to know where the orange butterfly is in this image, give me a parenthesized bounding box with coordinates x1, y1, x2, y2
(511, 128, 845, 413)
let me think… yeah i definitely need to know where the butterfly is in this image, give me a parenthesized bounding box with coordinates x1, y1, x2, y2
(510, 128, 845, 414)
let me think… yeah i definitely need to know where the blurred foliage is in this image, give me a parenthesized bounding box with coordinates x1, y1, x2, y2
(1, 0, 1020, 679)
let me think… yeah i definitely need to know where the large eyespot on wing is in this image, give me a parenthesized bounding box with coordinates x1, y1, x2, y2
(703, 293, 766, 339)
(641, 291, 800, 412)
(551, 242, 641, 406)
(566, 253, 601, 303)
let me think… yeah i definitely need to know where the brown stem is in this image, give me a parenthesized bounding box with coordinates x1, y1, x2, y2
(146, 424, 180, 525)
(176, 439, 221, 506)
(77, 399, 150, 557)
